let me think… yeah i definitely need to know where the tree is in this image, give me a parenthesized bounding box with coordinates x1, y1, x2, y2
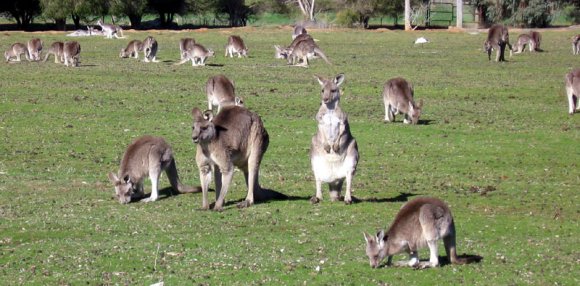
(287, 0, 316, 21)
(109, 0, 147, 28)
(214, 0, 253, 27)
(148, 0, 186, 27)
(71, 0, 109, 29)
(0, 0, 41, 29)
(40, 0, 71, 30)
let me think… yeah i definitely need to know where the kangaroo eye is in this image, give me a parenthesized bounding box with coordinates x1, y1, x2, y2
(201, 126, 208, 131)
(331, 89, 337, 93)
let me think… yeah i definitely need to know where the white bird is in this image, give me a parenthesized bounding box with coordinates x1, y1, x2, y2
(413, 37, 430, 47)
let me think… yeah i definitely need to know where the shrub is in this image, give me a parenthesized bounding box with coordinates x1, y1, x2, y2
(335, 8, 358, 27)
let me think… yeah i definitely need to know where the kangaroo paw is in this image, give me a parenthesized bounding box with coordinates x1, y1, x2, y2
(310, 196, 321, 204)
(237, 200, 253, 209)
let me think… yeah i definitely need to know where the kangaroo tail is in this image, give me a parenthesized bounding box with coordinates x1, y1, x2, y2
(173, 58, 189, 66)
(314, 47, 331, 65)
(42, 53, 49, 62)
(166, 158, 201, 194)
(445, 221, 483, 265)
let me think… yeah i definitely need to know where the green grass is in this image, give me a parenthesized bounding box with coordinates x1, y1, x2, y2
(0, 28, 579, 285)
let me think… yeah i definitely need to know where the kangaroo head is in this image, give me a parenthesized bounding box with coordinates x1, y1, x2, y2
(274, 45, 288, 59)
(408, 99, 423, 125)
(207, 49, 215, 57)
(364, 230, 388, 269)
(119, 48, 128, 58)
(108, 172, 133, 204)
(316, 73, 345, 105)
(4, 51, 9, 61)
(483, 40, 492, 53)
(191, 108, 216, 144)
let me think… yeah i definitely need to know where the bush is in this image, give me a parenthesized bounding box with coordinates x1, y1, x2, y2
(562, 4, 580, 25)
(511, 0, 552, 28)
(335, 8, 358, 27)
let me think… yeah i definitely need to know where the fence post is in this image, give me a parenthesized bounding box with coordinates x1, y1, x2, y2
(456, 0, 463, 28)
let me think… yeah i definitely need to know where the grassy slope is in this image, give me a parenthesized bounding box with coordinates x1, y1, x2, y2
(0, 28, 578, 285)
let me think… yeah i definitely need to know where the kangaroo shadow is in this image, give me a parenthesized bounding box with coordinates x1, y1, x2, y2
(418, 119, 434, 125)
(205, 63, 224, 67)
(437, 254, 484, 267)
(357, 192, 417, 204)
(130, 186, 200, 203)
(221, 187, 296, 208)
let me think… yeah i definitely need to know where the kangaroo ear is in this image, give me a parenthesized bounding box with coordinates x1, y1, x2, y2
(108, 172, 119, 183)
(235, 96, 244, 106)
(315, 75, 325, 86)
(363, 232, 373, 244)
(192, 107, 203, 119)
(334, 73, 345, 87)
(123, 175, 130, 184)
(203, 110, 214, 122)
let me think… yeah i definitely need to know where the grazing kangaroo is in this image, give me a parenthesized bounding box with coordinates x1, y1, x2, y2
(225, 35, 248, 58)
(565, 68, 580, 115)
(364, 197, 481, 269)
(274, 33, 313, 59)
(530, 31, 541, 51)
(310, 74, 359, 204)
(206, 74, 243, 113)
(97, 19, 124, 39)
(175, 43, 214, 66)
(483, 24, 512, 62)
(4, 43, 28, 62)
(179, 38, 196, 60)
(383, 77, 423, 124)
(287, 39, 331, 67)
(42, 41, 64, 63)
(119, 40, 143, 59)
(108, 136, 199, 204)
(573, 35, 580, 55)
(142, 36, 159, 62)
(63, 41, 81, 67)
(191, 106, 269, 211)
(292, 25, 307, 40)
(27, 38, 43, 61)
(512, 34, 536, 54)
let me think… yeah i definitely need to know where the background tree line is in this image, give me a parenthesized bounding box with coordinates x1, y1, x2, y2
(1, 0, 579, 30)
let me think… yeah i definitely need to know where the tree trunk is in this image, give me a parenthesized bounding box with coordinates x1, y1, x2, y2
(128, 14, 142, 29)
(55, 18, 66, 30)
(404, 0, 411, 30)
(72, 14, 81, 29)
(456, 0, 463, 28)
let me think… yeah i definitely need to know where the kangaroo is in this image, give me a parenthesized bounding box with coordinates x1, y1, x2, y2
(119, 40, 143, 59)
(142, 36, 159, 62)
(310, 74, 359, 205)
(292, 25, 307, 40)
(565, 68, 580, 115)
(274, 33, 313, 60)
(27, 38, 43, 61)
(206, 74, 244, 113)
(287, 39, 331, 67)
(512, 34, 535, 54)
(364, 197, 481, 269)
(483, 24, 512, 62)
(108, 136, 199, 204)
(97, 19, 124, 39)
(66, 26, 99, 37)
(42, 41, 64, 63)
(383, 78, 423, 124)
(530, 31, 541, 51)
(191, 106, 269, 211)
(224, 35, 248, 58)
(179, 38, 196, 60)
(573, 35, 580, 55)
(4, 43, 28, 62)
(63, 41, 81, 67)
(175, 43, 214, 66)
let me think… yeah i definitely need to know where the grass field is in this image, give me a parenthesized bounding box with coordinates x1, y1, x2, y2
(0, 27, 579, 285)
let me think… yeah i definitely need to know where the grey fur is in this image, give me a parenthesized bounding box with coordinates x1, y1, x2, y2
(382, 77, 423, 124)
(483, 24, 512, 62)
(565, 68, 580, 115)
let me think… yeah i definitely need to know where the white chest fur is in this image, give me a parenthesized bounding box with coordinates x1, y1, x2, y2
(319, 111, 341, 143)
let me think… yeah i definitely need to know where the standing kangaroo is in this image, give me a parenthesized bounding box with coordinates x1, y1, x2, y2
(572, 35, 580, 55)
(27, 38, 43, 61)
(191, 106, 269, 211)
(142, 36, 159, 62)
(310, 74, 359, 204)
(364, 197, 481, 269)
(483, 24, 512, 62)
(119, 40, 143, 59)
(292, 25, 307, 40)
(179, 38, 196, 60)
(225, 35, 248, 58)
(42, 41, 64, 63)
(4, 43, 28, 62)
(565, 68, 580, 115)
(382, 77, 423, 124)
(206, 74, 244, 113)
(63, 41, 81, 67)
(108, 136, 199, 204)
